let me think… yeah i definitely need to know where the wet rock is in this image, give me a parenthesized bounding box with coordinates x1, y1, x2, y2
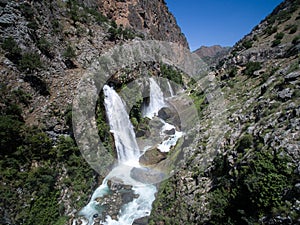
(139, 147, 167, 165)
(158, 106, 180, 128)
(164, 128, 175, 135)
(158, 107, 172, 120)
(133, 216, 149, 225)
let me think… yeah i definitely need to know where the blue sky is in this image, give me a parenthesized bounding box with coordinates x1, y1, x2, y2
(165, 0, 284, 51)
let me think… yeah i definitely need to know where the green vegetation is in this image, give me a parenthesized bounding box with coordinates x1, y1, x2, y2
(190, 89, 208, 116)
(1, 37, 44, 72)
(66, 0, 108, 25)
(63, 45, 76, 59)
(265, 26, 277, 36)
(208, 136, 298, 224)
(271, 32, 285, 47)
(228, 66, 238, 78)
(242, 40, 253, 49)
(18, 52, 43, 72)
(236, 134, 253, 152)
(108, 24, 136, 41)
(285, 24, 298, 34)
(292, 35, 300, 45)
(243, 61, 262, 76)
(37, 37, 53, 58)
(0, 86, 95, 224)
(160, 63, 183, 85)
(1, 36, 22, 63)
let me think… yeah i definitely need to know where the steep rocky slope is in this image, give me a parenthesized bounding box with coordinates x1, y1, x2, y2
(0, 0, 187, 224)
(97, 0, 188, 47)
(149, 0, 300, 224)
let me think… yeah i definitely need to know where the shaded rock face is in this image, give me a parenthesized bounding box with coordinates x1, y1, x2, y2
(98, 0, 188, 48)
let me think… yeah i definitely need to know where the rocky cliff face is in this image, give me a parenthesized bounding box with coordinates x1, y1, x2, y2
(150, 0, 300, 224)
(98, 0, 188, 48)
(0, 0, 188, 224)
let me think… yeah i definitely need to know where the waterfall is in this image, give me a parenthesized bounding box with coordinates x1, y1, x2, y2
(78, 85, 157, 225)
(103, 85, 140, 165)
(167, 80, 174, 97)
(142, 77, 165, 118)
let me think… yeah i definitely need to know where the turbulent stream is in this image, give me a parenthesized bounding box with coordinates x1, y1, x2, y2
(77, 78, 182, 225)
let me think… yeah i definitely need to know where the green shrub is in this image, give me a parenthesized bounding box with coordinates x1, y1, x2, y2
(228, 67, 238, 77)
(272, 39, 281, 47)
(288, 25, 297, 34)
(0, 115, 24, 154)
(18, 52, 43, 72)
(274, 32, 284, 40)
(244, 61, 261, 76)
(242, 40, 253, 49)
(51, 19, 61, 33)
(292, 36, 300, 45)
(209, 148, 296, 224)
(20, 3, 34, 19)
(37, 37, 52, 57)
(265, 26, 277, 35)
(85, 7, 108, 24)
(236, 134, 253, 152)
(1, 36, 22, 62)
(1, 36, 21, 55)
(160, 63, 183, 85)
(63, 45, 76, 59)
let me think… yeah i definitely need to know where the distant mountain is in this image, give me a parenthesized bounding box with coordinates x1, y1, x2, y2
(193, 45, 230, 66)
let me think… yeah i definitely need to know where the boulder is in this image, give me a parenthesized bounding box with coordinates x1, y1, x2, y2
(133, 216, 149, 225)
(139, 147, 167, 166)
(158, 107, 180, 128)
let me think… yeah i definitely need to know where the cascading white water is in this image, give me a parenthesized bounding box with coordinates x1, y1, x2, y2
(142, 78, 165, 118)
(167, 80, 174, 97)
(157, 120, 183, 153)
(78, 85, 157, 225)
(103, 85, 140, 165)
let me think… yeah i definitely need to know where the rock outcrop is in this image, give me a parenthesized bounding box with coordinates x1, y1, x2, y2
(98, 0, 188, 48)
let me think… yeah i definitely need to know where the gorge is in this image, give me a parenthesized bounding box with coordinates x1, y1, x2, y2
(0, 0, 299, 225)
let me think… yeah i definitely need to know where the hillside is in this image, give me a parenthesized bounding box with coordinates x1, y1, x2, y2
(150, 0, 300, 224)
(0, 1, 186, 224)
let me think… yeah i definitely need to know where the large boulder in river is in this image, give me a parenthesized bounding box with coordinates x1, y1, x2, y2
(139, 147, 167, 166)
(158, 106, 181, 129)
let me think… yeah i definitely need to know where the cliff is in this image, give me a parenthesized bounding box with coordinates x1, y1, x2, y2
(0, 0, 188, 224)
(150, 0, 300, 224)
(98, 0, 188, 48)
